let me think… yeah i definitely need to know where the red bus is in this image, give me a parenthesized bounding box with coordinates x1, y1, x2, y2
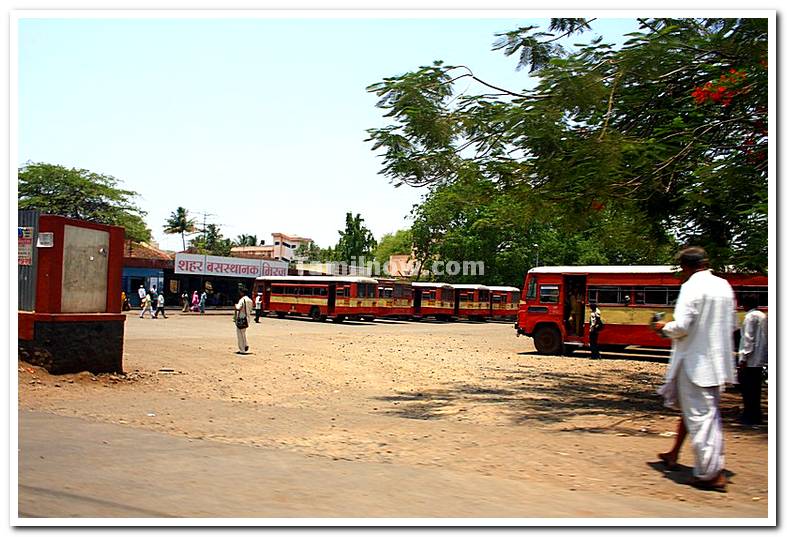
(452, 284, 491, 320)
(412, 282, 455, 320)
(376, 279, 414, 318)
(488, 286, 521, 320)
(514, 265, 768, 355)
(253, 276, 379, 322)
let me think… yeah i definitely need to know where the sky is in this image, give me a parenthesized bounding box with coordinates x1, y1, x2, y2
(18, 15, 639, 252)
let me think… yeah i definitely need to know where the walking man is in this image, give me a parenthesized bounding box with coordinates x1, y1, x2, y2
(234, 287, 254, 354)
(254, 292, 263, 323)
(154, 292, 168, 319)
(139, 291, 154, 319)
(588, 302, 602, 359)
(737, 293, 767, 426)
(137, 284, 146, 309)
(652, 246, 736, 492)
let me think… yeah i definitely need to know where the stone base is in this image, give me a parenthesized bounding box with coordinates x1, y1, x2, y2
(18, 320, 124, 375)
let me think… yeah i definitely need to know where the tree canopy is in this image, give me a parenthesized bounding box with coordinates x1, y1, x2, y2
(188, 223, 232, 256)
(164, 207, 197, 251)
(367, 18, 768, 273)
(373, 229, 413, 267)
(18, 162, 152, 242)
(335, 213, 377, 264)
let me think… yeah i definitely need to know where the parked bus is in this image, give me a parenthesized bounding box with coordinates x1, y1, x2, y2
(412, 282, 455, 320)
(253, 275, 379, 322)
(452, 284, 491, 320)
(376, 279, 413, 318)
(514, 265, 768, 355)
(488, 286, 521, 320)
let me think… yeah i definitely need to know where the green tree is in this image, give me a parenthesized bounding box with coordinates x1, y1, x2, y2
(294, 241, 328, 262)
(234, 234, 259, 247)
(18, 162, 151, 242)
(163, 207, 197, 251)
(189, 223, 232, 256)
(367, 18, 768, 272)
(334, 213, 377, 265)
(373, 229, 413, 267)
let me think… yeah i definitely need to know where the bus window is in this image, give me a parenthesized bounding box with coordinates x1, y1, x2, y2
(526, 278, 537, 300)
(492, 295, 502, 303)
(634, 286, 681, 305)
(539, 285, 559, 304)
(479, 290, 489, 301)
(588, 286, 628, 304)
(735, 287, 768, 308)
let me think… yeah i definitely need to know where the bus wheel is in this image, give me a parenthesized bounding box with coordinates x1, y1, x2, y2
(309, 307, 322, 321)
(275, 311, 286, 319)
(533, 325, 563, 355)
(334, 315, 345, 323)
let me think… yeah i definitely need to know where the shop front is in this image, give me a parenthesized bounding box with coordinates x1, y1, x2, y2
(173, 253, 288, 308)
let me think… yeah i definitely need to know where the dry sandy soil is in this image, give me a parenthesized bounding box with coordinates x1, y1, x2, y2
(18, 310, 769, 519)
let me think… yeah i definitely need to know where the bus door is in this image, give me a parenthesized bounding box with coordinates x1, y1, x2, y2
(262, 282, 272, 310)
(327, 283, 336, 315)
(564, 275, 587, 337)
(413, 288, 422, 314)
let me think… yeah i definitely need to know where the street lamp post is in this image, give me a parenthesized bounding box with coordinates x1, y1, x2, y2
(533, 243, 539, 267)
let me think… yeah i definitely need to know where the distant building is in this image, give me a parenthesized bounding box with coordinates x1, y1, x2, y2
(122, 240, 173, 306)
(271, 232, 313, 262)
(230, 245, 275, 260)
(230, 232, 313, 263)
(387, 254, 420, 277)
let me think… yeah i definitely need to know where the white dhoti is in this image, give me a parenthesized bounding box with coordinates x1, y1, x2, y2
(236, 326, 248, 353)
(675, 364, 725, 480)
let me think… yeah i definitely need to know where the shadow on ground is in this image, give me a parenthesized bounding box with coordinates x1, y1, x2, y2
(374, 364, 766, 436)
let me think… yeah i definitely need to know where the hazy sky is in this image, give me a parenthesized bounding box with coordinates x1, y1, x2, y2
(18, 15, 638, 251)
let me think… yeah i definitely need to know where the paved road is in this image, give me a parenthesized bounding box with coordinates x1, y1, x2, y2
(17, 410, 750, 520)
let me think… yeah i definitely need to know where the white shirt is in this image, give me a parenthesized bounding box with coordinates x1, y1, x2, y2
(235, 296, 253, 320)
(138, 287, 146, 300)
(254, 295, 262, 309)
(739, 309, 767, 368)
(662, 269, 737, 388)
(157, 294, 165, 307)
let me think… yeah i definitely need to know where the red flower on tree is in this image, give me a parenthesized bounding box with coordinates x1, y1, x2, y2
(691, 69, 747, 107)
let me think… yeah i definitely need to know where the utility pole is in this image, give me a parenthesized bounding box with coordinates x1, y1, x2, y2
(194, 212, 217, 243)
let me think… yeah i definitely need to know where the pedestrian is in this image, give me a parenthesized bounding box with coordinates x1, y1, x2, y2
(737, 293, 767, 426)
(199, 290, 207, 314)
(149, 285, 158, 305)
(121, 290, 130, 312)
(652, 246, 736, 492)
(191, 290, 199, 312)
(181, 292, 189, 313)
(154, 292, 168, 319)
(254, 292, 263, 323)
(234, 287, 254, 354)
(588, 302, 602, 359)
(137, 284, 146, 309)
(139, 292, 153, 319)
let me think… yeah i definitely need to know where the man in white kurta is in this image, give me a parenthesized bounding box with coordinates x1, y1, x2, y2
(234, 289, 254, 354)
(654, 247, 736, 490)
(737, 294, 767, 425)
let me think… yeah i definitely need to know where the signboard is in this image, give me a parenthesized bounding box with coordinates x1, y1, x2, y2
(174, 253, 288, 278)
(18, 227, 34, 265)
(37, 232, 54, 247)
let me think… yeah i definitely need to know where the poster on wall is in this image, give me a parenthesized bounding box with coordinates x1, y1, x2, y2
(18, 227, 34, 265)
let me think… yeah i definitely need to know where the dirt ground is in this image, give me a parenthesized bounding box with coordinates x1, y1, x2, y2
(18, 310, 770, 518)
